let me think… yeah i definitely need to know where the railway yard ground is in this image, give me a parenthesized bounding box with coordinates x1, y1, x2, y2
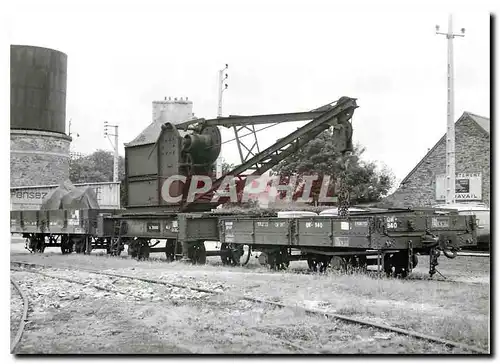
(10, 237, 491, 355)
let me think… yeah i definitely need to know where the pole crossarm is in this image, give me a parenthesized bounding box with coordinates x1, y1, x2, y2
(180, 96, 357, 211)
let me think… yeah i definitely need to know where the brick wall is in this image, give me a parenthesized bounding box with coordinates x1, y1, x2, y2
(380, 116, 490, 208)
(10, 130, 71, 187)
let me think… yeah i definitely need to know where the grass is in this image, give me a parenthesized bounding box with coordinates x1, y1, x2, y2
(11, 240, 490, 353)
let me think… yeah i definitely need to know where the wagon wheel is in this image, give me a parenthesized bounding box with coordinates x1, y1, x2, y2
(73, 236, 86, 254)
(220, 243, 249, 266)
(241, 245, 252, 266)
(330, 256, 348, 272)
(347, 255, 368, 273)
(165, 239, 176, 262)
(188, 241, 206, 265)
(307, 257, 319, 272)
(60, 235, 72, 255)
(393, 252, 415, 278)
(109, 237, 123, 256)
(220, 243, 233, 266)
(128, 239, 139, 258)
(384, 252, 412, 278)
(84, 236, 93, 255)
(30, 236, 45, 253)
(276, 249, 290, 270)
(308, 256, 330, 273)
(259, 250, 289, 270)
(383, 253, 410, 278)
(137, 239, 151, 260)
(383, 253, 395, 276)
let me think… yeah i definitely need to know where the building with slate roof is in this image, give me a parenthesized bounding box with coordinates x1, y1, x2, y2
(380, 111, 490, 208)
(125, 97, 195, 148)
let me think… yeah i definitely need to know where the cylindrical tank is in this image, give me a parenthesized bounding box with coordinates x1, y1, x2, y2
(10, 45, 68, 134)
(10, 45, 71, 188)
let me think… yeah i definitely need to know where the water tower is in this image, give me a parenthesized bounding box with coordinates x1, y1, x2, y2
(10, 45, 71, 187)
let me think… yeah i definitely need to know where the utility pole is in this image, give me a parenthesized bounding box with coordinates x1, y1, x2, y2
(436, 15, 465, 205)
(68, 118, 80, 139)
(216, 64, 229, 178)
(104, 121, 120, 183)
(68, 118, 81, 159)
(217, 64, 229, 118)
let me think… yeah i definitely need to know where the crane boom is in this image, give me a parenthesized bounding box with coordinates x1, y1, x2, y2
(175, 101, 340, 130)
(180, 96, 357, 211)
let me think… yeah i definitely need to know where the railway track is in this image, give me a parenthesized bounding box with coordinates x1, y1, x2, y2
(10, 264, 316, 354)
(10, 260, 489, 354)
(10, 277, 29, 353)
(457, 252, 490, 258)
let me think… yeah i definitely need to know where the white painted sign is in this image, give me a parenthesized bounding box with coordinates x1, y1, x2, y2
(10, 182, 121, 210)
(435, 173, 482, 201)
(68, 210, 80, 226)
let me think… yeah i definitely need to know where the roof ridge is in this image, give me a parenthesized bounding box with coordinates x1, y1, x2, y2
(400, 111, 489, 184)
(463, 111, 490, 120)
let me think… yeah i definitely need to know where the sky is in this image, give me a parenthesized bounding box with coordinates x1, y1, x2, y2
(4, 0, 492, 186)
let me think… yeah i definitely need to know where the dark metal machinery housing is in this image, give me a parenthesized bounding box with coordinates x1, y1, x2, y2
(10, 45, 68, 134)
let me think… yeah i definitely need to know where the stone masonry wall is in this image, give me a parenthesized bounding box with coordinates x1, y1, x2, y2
(11, 130, 71, 187)
(381, 117, 490, 208)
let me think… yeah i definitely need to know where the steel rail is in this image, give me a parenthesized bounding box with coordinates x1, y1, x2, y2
(11, 260, 489, 354)
(10, 277, 29, 353)
(457, 252, 490, 258)
(11, 265, 312, 354)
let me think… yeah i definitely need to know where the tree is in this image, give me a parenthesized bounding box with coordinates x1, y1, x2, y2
(69, 150, 126, 206)
(221, 161, 235, 174)
(272, 130, 395, 205)
(70, 150, 125, 183)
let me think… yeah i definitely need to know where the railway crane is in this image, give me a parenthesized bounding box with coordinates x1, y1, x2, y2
(11, 96, 478, 278)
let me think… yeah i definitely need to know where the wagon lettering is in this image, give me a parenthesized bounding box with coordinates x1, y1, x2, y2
(386, 216, 398, 229)
(67, 210, 80, 226)
(355, 221, 368, 227)
(334, 237, 349, 247)
(147, 223, 160, 232)
(171, 221, 179, 232)
(432, 217, 449, 228)
(10, 191, 48, 200)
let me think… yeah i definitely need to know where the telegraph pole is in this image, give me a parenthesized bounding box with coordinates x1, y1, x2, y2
(436, 15, 465, 204)
(104, 121, 120, 183)
(217, 64, 229, 118)
(216, 64, 229, 178)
